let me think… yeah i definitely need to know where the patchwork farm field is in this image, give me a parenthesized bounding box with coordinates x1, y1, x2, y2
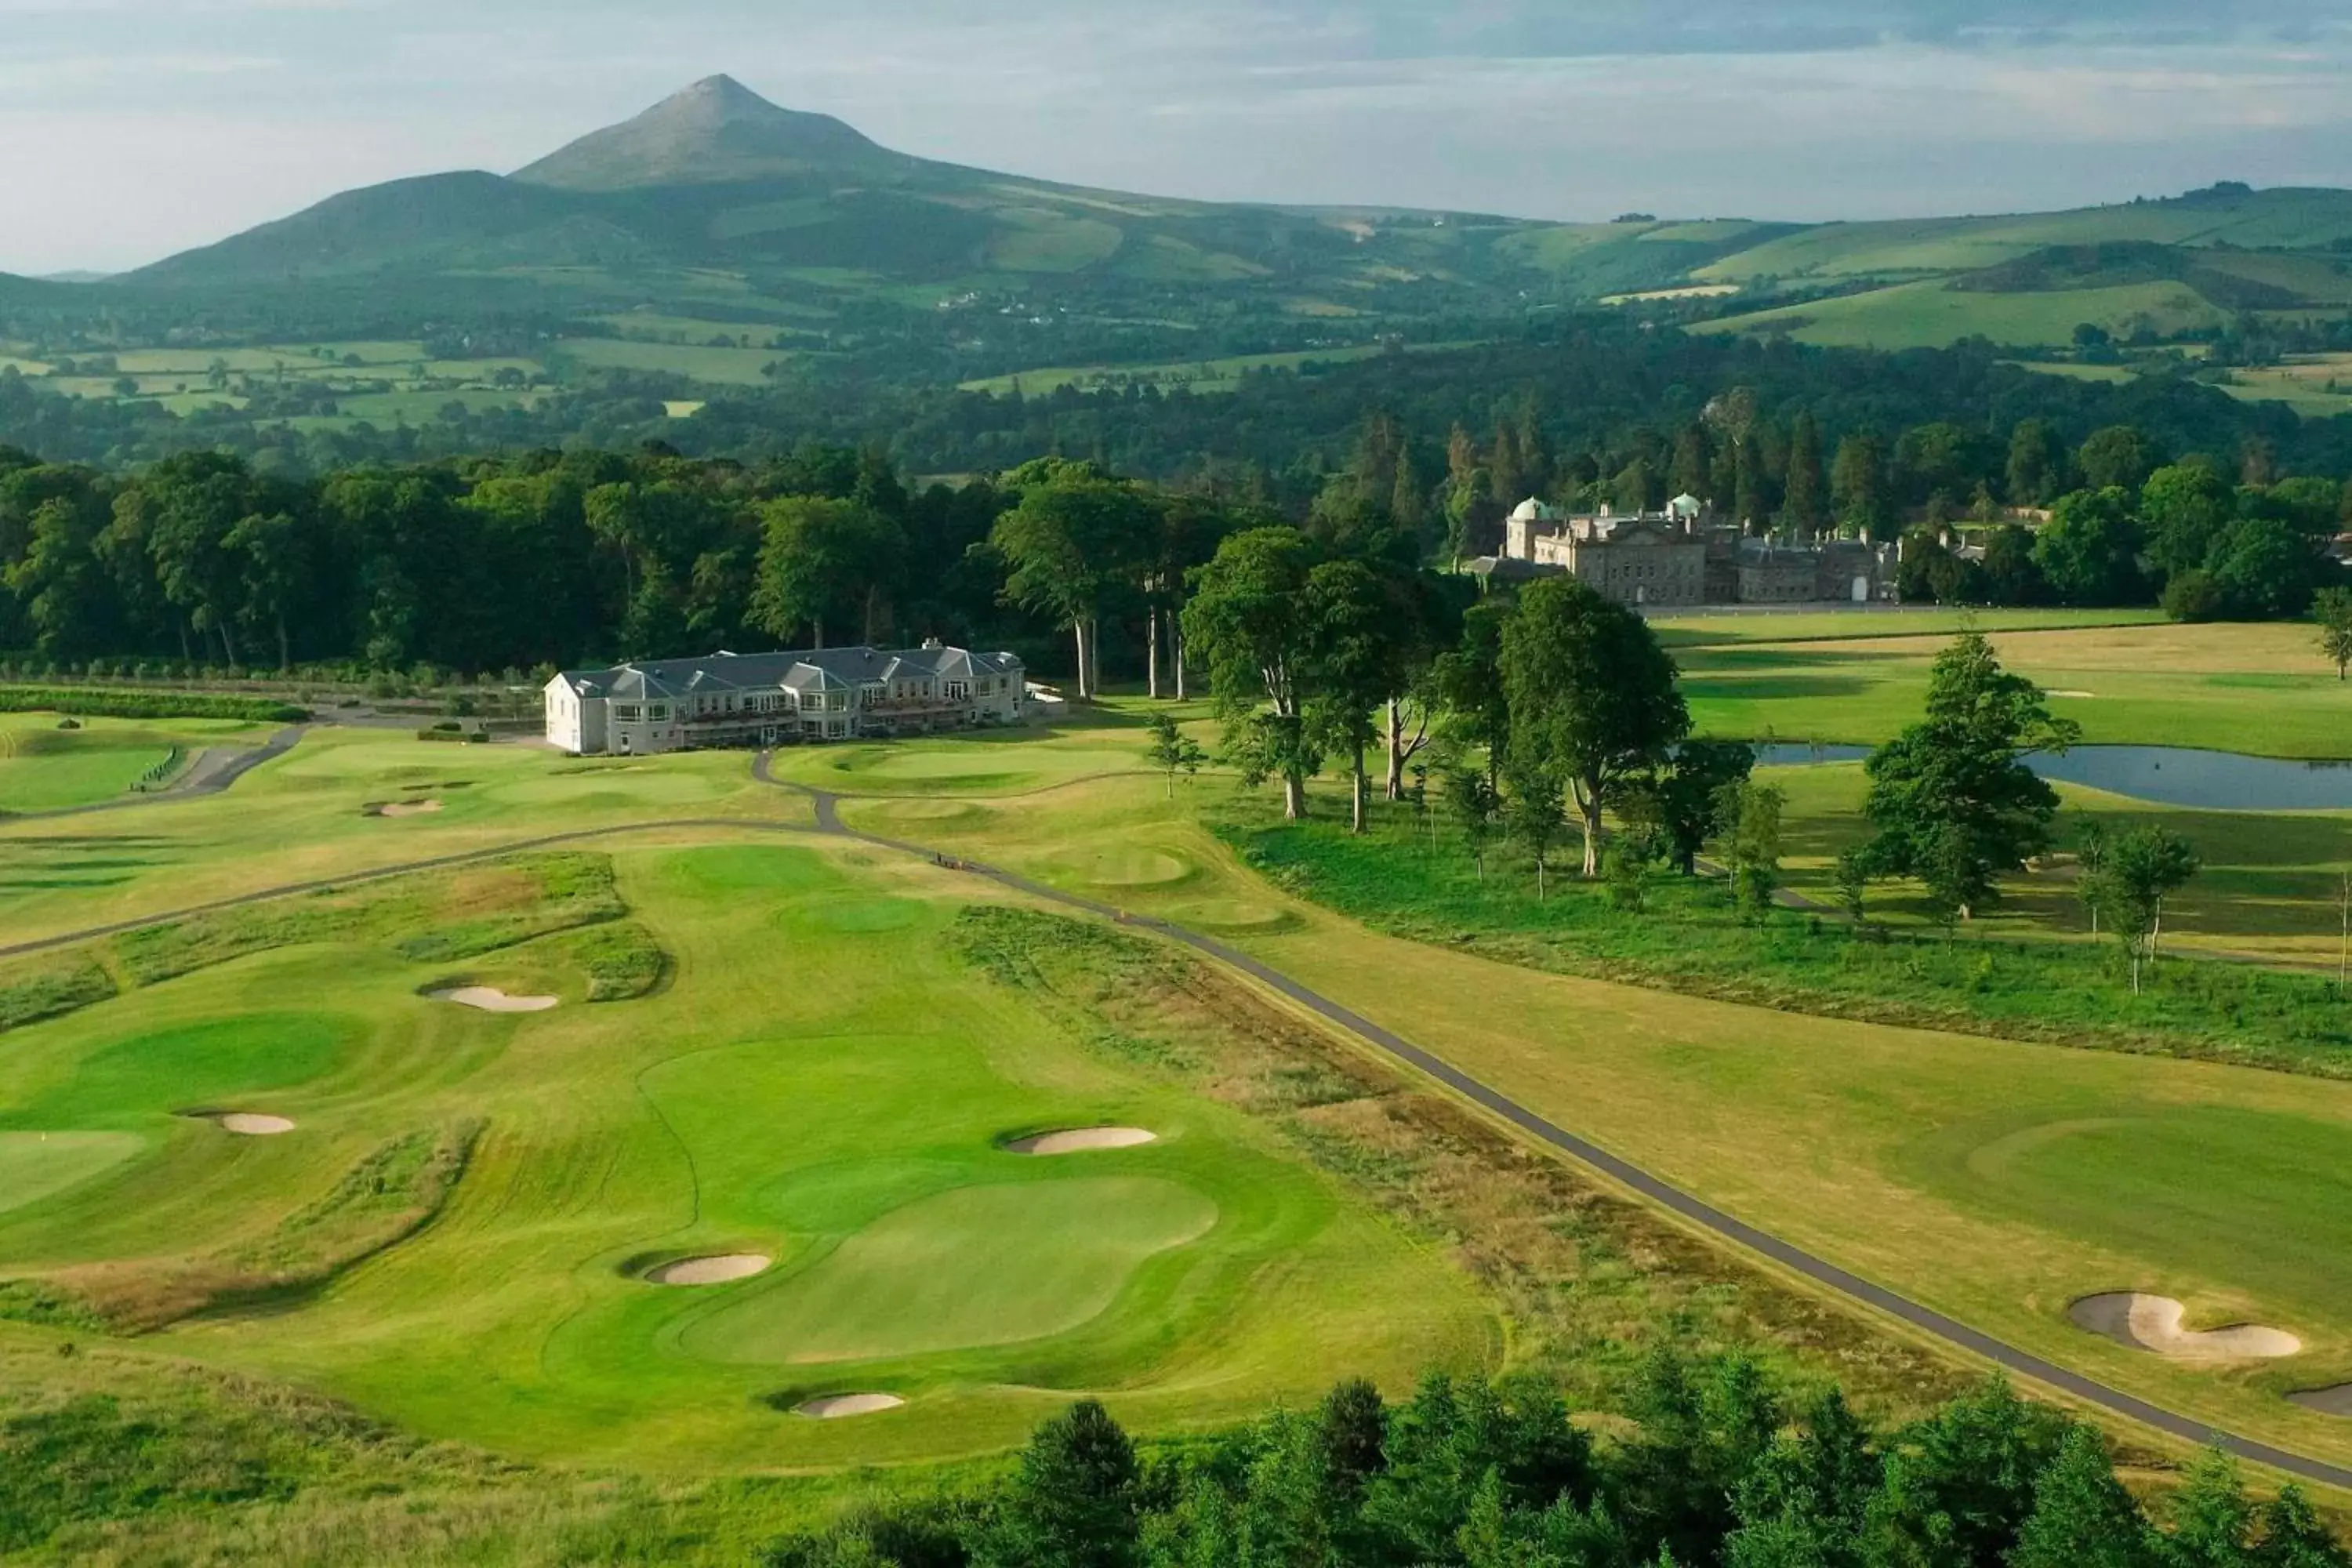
(12, 622, 2352, 1556)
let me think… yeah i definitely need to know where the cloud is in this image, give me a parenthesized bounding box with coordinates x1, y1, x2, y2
(3, 1, 2352, 273)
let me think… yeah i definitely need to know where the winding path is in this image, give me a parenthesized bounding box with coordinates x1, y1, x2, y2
(6, 749, 2350, 1489)
(5, 724, 310, 822)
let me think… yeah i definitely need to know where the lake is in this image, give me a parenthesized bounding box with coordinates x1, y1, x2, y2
(1749, 743, 2352, 811)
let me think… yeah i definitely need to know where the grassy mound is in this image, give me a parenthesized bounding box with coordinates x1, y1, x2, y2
(685, 1178, 1218, 1364)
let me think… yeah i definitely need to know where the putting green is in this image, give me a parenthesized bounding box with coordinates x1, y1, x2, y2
(488, 770, 730, 807)
(1047, 845, 1194, 889)
(1166, 898, 1299, 935)
(801, 897, 924, 935)
(664, 843, 833, 895)
(0, 1131, 145, 1215)
(684, 1177, 1219, 1365)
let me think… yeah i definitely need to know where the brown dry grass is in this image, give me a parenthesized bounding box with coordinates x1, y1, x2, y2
(52, 1121, 481, 1333)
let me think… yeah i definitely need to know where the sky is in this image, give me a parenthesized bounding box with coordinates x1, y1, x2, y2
(6, 0, 2352, 275)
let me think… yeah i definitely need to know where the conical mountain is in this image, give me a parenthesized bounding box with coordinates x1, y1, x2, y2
(513, 75, 909, 191)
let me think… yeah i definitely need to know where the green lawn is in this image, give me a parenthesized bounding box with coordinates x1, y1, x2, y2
(0, 713, 261, 813)
(1675, 620, 2352, 757)
(0, 830, 1490, 1472)
(18, 668, 2352, 1535)
(1652, 607, 2167, 646)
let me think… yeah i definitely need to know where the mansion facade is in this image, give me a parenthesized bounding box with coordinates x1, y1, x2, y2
(546, 641, 1026, 757)
(1475, 497, 1896, 608)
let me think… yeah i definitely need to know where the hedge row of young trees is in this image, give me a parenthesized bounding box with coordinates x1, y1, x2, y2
(764, 1360, 2347, 1567)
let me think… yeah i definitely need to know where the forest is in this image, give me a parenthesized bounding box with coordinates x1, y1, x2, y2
(760, 1361, 2347, 1568)
(0, 354, 2343, 684)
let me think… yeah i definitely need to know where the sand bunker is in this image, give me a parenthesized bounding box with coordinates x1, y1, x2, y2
(368, 800, 445, 818)
(431, 986, 560, 1014)
(1007, 1127, 1157, 1156)
(646, 1254, 771, 1287)
(2289, 1386, 2352, 1417)
(2048, 689, 2098, 699)
(214, 1113, 295, 1135)
(2070, 1294, 2301, 1360)
(795, 1393, 905, 1419)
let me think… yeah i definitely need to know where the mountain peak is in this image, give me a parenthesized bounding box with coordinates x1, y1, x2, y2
(513, 75, 903, 191)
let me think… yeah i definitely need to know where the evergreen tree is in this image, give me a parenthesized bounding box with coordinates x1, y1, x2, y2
(1831, 434, 1890, 539)
(2164, 1449, 2257, 1568)
(978, 1399, 1142, 1568)
(2010, 1426, 2158, 1568)
(1781, 412, 1828, 537)
(2252, 1486, 2352, 1568)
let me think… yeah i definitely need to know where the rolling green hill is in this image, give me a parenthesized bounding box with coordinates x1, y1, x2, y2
(12, 85, 2352, 428)
(125, 75, 1541, 314)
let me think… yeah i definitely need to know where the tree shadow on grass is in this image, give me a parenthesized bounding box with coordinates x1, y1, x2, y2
(1681, 675, 1878, 702)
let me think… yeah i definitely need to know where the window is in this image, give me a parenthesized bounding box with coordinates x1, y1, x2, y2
(648, 704, 669, 720)
(946, 681, 969, 701)
(615, 705, 642, 722)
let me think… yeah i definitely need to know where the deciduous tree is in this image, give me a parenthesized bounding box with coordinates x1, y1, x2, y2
(2314, 586, 2352, 680)
(1499, 577, 1689, 877)
(1863, 632, 2079, 919)
(1184, 528, 1323, 819)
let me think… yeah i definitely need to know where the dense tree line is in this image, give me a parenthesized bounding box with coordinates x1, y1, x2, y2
(1896, 450, 2347, 621)
(764, 1361, 2346, 1567)
(0, 444, 1093, 677)
(5, 381, 2346, 688)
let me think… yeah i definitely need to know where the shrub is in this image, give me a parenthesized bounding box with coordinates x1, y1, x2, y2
(0, 687, 306, 723)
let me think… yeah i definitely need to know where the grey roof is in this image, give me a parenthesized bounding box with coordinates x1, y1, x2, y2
(555, 644, 1022, 699)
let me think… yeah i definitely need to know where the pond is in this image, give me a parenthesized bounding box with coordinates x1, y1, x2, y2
(1749, 742, 2352, 812)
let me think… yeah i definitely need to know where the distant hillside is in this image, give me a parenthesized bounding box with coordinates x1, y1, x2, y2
(8, 90, 2343, 425)
(125, 75, 1548, 314)
(1690, 186, 2352, 352)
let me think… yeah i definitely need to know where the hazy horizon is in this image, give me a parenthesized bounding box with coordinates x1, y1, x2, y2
(7, 0, 2352, 276)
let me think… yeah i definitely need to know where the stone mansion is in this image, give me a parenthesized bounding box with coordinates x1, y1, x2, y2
(1474, 496, 1897, 608)
(545, 641, 1026, 757)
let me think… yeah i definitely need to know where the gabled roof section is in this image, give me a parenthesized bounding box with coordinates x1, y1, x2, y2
(556, 644, 1023, 700)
